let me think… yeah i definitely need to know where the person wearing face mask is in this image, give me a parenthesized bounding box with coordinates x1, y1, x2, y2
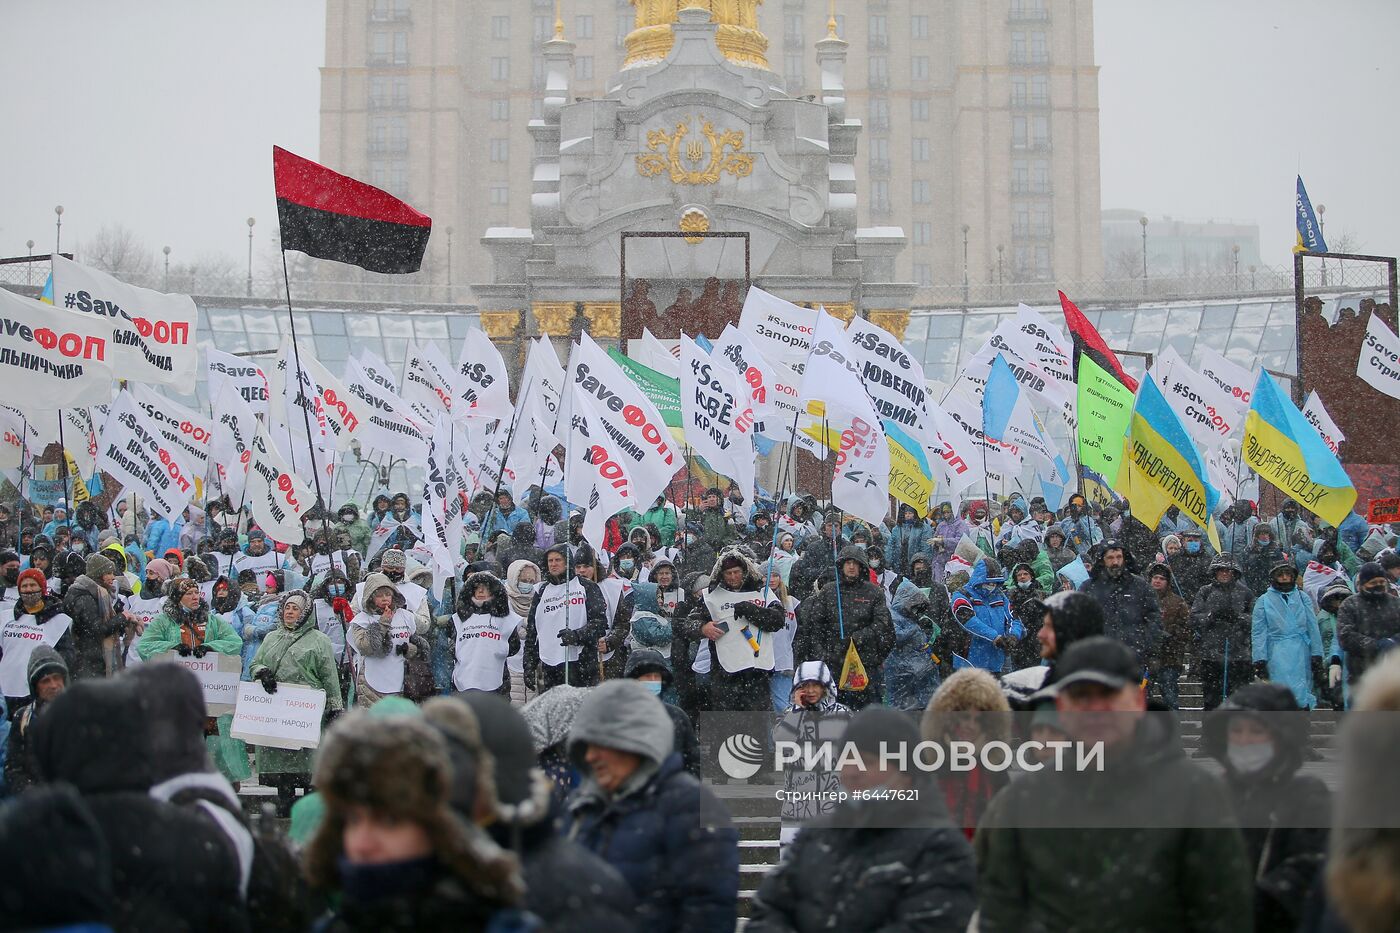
(524, 544, 609, 694)
(312, 568, 355, 678)
(61, 553, 137, 680)
(624, 647, 702, 776)
(579, 547, 635, 681)
(1251, 561, 1326, 709)
(0, 549, 21, 613)
(448, 570, 520, 695)
(677, 519, 718, 579)
(1202, 683, 1330, 931)
(866, 544, 898, 600)
(1242, 522, 1290, 596)
(1004, 562, 1046, 670)
(504, 559, 541, 704)
(1189, 554, 1256, 711)
(349, 572, 428, 707)
(1337, 561, 1400, 690)
(1169, 529, 1212, 595)
(233, 529, 285, 591)
(336, 502, 371, 556)
(249, 589, 343, 815)
(0, 568, 73, 715)
(205, 528, 241, 581)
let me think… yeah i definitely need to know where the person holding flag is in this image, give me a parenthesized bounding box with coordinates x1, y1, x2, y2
(523, 542, 608, 693)
(792, 546, 894, 709)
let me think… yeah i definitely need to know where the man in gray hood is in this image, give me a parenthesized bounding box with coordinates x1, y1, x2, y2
(565, 679, 739, 933)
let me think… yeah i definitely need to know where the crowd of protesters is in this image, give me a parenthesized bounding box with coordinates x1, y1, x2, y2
(1, 482, 1398, 932)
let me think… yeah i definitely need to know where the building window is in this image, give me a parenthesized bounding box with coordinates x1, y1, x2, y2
(1031, 74, 1049, 105)
(912, 56, 930, 81)
(870, 97, 891, 132)
(1013, 202, 1031, 236)
(1032, 159, 1051, 191)
(784, 14, 803, 47)
(491, 16, 509, 39)
(370, 158, 408, 196)
(575, 14, 593, 38)
(1010, 31, 1026, 63)
(1030, 31, 1048, 63)
(490, 184, 509, 206)
(1012, 159, 1029, 191)
(784, 56, 804, 90)
(491, 57, 509, 81)
(370, 30, 410, 65)
(1032, 203, 1051, 235)
(532, 59, 546, 90)
(913, 222, 933, 246)
(1011, 74, 1027, 106)
(577, 56, 594, 79)
(369, 115, 408, 154)
(868, 14, 887, 48)
(1032, 114, 1050, 147)
(911, 14, 929, 39)
(491, 98, 510, 121)
(914, 263, 933, 287)
(871, 180, 891, 214)
(1035, 245, 1052, 278)
(868, 56, 888, 89)
(912, 179, 931, 204)
(370, 0, 409, 21)
(490, 138, 509, 162)
(534, 15, 551, 40)
(370, 75, 408, 108)
(1012, 115, 1027, 149)
(911, 97, 929, 121)
(912, 138, 930, 161)
(870, 136, 889, 162)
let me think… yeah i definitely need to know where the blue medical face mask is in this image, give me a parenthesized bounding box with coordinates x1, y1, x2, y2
(329, 584, 346, 597)
(1186, 541, 1202, 554)
(619, 559, 635, 572)
(639, 680, 663, 695)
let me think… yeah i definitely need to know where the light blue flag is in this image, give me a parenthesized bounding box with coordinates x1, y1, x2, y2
(1057, 557, 1089, 589)
(982, 353, 1020, 442)
(1294, 176, 1328, 253)
(694, 333, 714, 354)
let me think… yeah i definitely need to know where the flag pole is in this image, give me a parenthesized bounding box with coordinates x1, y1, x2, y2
(824, 416, 846, 643)
(280, 249, 328, 517)
(15, 416, 29, 555)
(481, 366, 533, 541)
(56, 411, 72, 535)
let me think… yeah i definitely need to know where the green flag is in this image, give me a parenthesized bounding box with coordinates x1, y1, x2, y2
(1076, 354, 1135, 486)
(607, 348, 682, 428)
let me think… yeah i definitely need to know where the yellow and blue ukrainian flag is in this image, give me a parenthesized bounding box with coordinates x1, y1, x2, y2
(1115, 376, 1222, 551)
(1243, 371, 1356, 526)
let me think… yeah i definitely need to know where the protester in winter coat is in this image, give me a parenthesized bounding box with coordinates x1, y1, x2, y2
(1324, 650, 1400, 933)
(1058, 495, 1104, 558)
(999, 589, 1107, 707)
(448, 570, 520, 695)
(1005, 560, 1046, 669)
(3, 646, 67, 794)
(1336, 561, 1400, 688)
(143, 512, 185, 559)
(792, 545, 895, 708)
(771, 661, 849, 846)
(454, 692, 638, 933)
(1241, 522, 1291, 596)
(305, 710, 525, 933)
(565, 680, 738, 933)
(976, 637, 1253, 932)
(950, 557, 1023, 675)
(348, 571, 427, 706)
(1190, 553, 1257, 711)
(336, 503, 371, 555)
(524, 542, 609, 692)
(1, 568, 72, 711)
(504, 559, 540, 705)
(1267, 500, 1314, 554)
(1252, 562, 1326, 709)
(884, 504, 931, 576)
(29, 670, 253, 931)
(495, 522, 542, 577)
(1080, 540, 1162, 668)
(626, 495, 679, 550)
(750, 706, 977, 933)
(921, 668, 1011, 840)
(1042, 526, 1077, 571)
(787, 518, 844, 599)
(248, 589, 343, 815)
(1170, 528, 1213, 593)
(882, 579, 943, 710)
(1315, 579, 1350, 709)
(680, 548, 789, 713)
(1147, 561, 1191, 709)
(623, 647, 702, 776)
(1203, 683, 1331, 931)
(62, 553, 131, 680)
(135, 576, 242, 660)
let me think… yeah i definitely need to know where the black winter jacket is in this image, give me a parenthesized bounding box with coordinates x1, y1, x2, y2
(677, 560, 787, 712)
(1079, 563, 1162, 665)
(1336, 590, 1400, 685)
(1190, 578, 1256, 662)
(791, 546, 894, 706)
(748, 790, 976, 933)
(62, 575, 124, 680)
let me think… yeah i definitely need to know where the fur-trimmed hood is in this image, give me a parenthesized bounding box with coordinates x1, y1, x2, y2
(708, 545, 767, 592)
(921, 668, 1011, 748)
(459, 570, 509, 617)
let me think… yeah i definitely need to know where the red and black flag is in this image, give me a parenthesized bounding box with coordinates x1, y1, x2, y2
(273, 146, 431, 275)
(1058, 289, 1138, 392)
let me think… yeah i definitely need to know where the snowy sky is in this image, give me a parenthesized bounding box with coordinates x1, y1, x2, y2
(0, 0, 1395, 273)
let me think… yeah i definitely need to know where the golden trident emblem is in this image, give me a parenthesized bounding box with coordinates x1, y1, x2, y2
(637, 116, 755, 185)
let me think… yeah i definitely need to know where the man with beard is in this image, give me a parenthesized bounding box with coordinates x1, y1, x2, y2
(792, 545, 895, 709)
(680, 548, 788, 714)
(232, 529, 284, 590)
(524, 542, 608, 692)
(1337, 561, 1400, 689)
(1079, 540, 1162, 670)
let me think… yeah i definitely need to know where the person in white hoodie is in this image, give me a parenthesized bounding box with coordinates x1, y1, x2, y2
(347, 571, 428, 707)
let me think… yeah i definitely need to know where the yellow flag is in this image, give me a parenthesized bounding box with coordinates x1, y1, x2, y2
(838, 639, 869, 693)
(64, 452, 90, 504)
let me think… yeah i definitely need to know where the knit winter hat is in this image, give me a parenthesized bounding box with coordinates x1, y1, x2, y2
(84, 553, 115, 580)
(164, 578, 201, 611)
(1358, 562, 1387, 587)
(17, 567, 46, 593)
(144, 558, 174, 582)
(282, 590, 311, 616)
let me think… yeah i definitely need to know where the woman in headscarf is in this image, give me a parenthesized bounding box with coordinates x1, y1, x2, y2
(248, 589, 343, 815)
(505, 559, 541, 705)
(136, 576, 249, 785)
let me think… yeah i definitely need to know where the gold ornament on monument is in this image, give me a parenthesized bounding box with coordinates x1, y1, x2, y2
(624, 0, 770, 71)
(636, 117, 754, 185)
(679, 208, 711, 243)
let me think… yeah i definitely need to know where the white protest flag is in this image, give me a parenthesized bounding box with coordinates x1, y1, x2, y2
(471, 418, 513, 498)
(1149, 345, 1242, 452)
(0, 408, 35, 471)
(209, 381, 257, 503)
(924, 400, 982, 498)
(1196, 345, 1256, 414)
(738, 286, 818, 374)
(130, 384, 213, 479)
(799, 311, 891, 526)
(1301, 390, 1346, 456)
(246, 424, 316, 545)
(61, 407, 99, 480)
(49, 254, 196, 386)
(300, 353, 367, 453)
(1009, 304, 1075, 390)
(358, 347, 402, 396)
(565, 384, 638, 553)
(206, 345, 269, 418)
(941, 386, 1023, 477)
(422, 413, 465, 598)
(844, 314, 938, 446)
(1357, 312, 1400, 401)
(517, 336, 566, 424)
(569, 332, 680, 507)
(454, 327, 513, 420)
(963, 335, 1074, 425)
(403, 341, 457, 419)
(714, 323, 780, 418)
(96, 391, 198, 522)
(507, 393, 562, 499)
(1207, 438, 1258, 505)
(0, 287, 115, 410)
(342, 357, 430, 463)
(631, 327, 682, 379)
(680, 335, 757, 497)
